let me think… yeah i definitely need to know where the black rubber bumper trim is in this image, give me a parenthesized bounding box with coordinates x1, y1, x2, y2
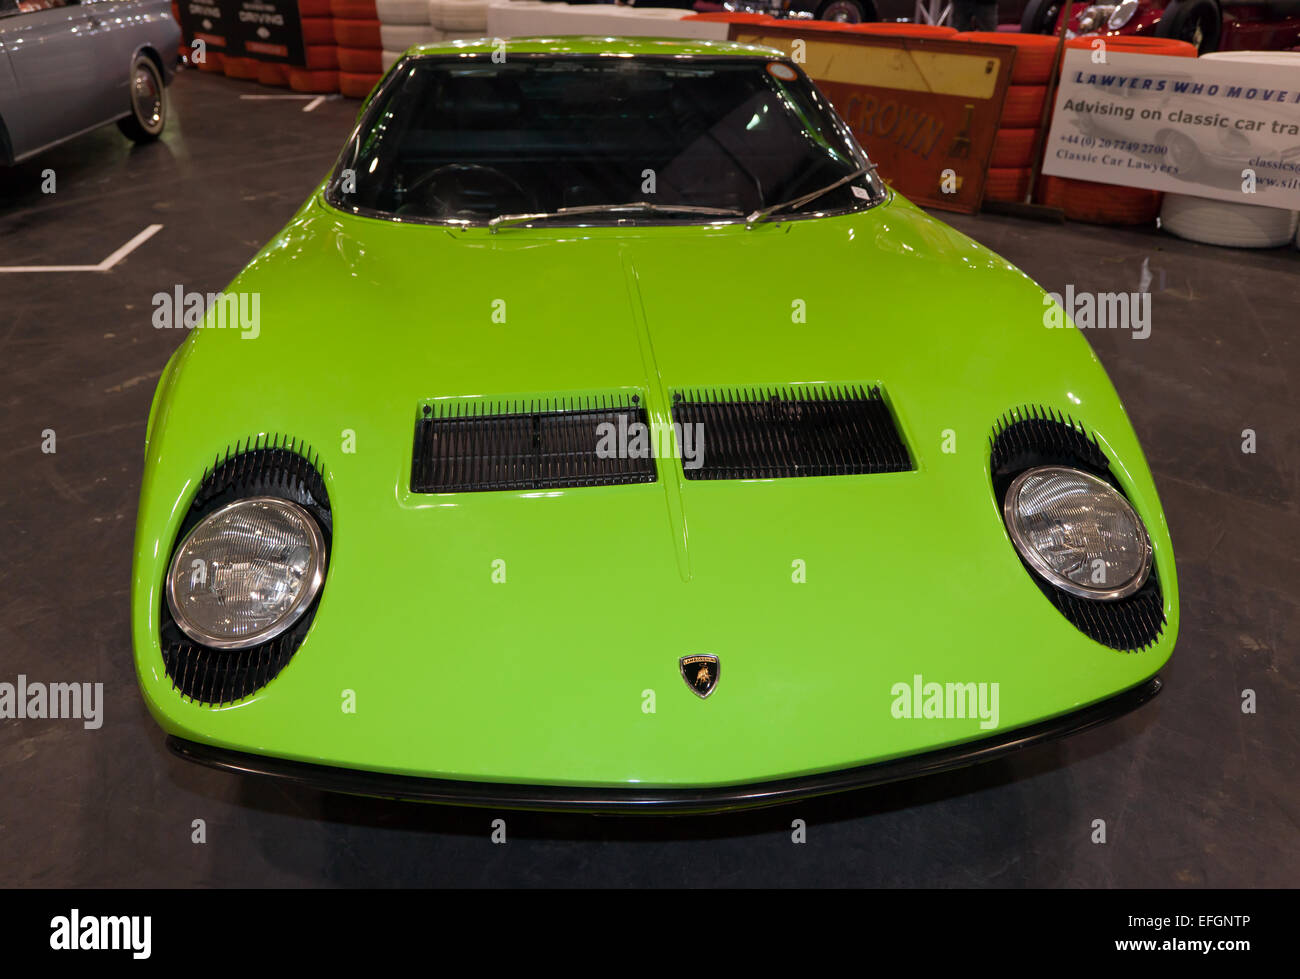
(167, 676, 1161, 815)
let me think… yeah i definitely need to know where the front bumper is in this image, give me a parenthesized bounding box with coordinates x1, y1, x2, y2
(167, 676, 1161, 814)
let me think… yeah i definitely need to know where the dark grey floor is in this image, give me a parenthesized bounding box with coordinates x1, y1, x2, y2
(2, 69, 1296, 888)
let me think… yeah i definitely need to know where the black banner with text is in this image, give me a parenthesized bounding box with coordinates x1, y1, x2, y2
(176, 0, 306, 64)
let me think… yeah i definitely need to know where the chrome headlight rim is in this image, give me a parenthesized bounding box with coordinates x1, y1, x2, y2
(165, 495, 327, 651)
(1003, 465, 1153, 602)
(1108, 0, 1139, 29)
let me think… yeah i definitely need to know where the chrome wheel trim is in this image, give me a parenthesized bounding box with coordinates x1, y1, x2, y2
(132, 62, 164, 132)
(820, 1, 862, 22)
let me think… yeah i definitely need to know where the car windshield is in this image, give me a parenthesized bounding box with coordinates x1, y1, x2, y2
(327, 53, 885, 226)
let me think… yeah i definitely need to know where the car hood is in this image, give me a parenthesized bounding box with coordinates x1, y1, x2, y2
(133, 192, 1178, 788)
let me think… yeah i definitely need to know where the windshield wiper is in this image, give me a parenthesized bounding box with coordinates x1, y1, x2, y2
(745, 164, 878, 227)
(487, 201, 746, 232)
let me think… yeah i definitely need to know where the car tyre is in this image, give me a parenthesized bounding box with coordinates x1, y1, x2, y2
(816, 0, 870, 22)
(1155, 0, 1222, 53)
(1019, 0, 1063, 33)
(117, 55, 166, 144)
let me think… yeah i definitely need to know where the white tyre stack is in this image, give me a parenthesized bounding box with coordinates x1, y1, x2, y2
(378, 0, 444, 69)
(620, 6, 696, 16)
(488, 1, 694, 38)
(381, 23, 443, 50)
(377, 0, 433, 20)
(1159, 195, 1299, 249)
(1159, 50, 1300, 249)
(430, 0, 491, 34)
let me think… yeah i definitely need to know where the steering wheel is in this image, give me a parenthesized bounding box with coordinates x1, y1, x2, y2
(402, 164, 533, 219)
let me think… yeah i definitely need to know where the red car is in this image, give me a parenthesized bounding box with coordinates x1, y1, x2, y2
(1021, 0, 1300, 54)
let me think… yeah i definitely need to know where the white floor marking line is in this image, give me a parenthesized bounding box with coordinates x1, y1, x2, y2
(303, 95, 343, 112)
(0, 223, 164, 273)
(96, 224, 165, 269)
(237, 93, 338, 112)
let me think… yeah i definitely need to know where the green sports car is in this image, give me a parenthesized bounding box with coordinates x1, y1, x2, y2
(133, 36, 1177, 813)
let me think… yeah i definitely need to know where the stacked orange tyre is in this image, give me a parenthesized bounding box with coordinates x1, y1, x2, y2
(1033, 36, 1197, 223)
(176, 0, 335, 90)
(301, 14, 335, 43)
(334, 0, 384, 97)
(989, 127, 1037, 169)
(849, 23, 957, 38)
(682, 12, 776, 22)
(958, 32, 1059, 204)
(289, 68, 340, 93)
(339, 70, 382, 97)
(957, 32, 1060, 84)
(999, 84, 1048, 128)
(223, 56, 260, 80)
(984, 168, 1032, 204)
(1067, 35, 1198, 58)
(257, 62, 290, 87)
(292, 0, 339, 92)
(1036, 176, 1163, 225)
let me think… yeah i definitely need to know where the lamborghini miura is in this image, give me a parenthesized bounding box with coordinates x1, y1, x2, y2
(133, 37, 1177, 813)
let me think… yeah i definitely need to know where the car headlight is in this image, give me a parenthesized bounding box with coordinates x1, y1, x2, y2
(1003, 466, 1152, 601)
(1108, 0, 1139, 28)
(166, 497, 326, 649)
(1076, 5, 1102, 31)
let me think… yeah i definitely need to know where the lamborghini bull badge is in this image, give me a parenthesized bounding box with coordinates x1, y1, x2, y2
(680, 654, 720, 699)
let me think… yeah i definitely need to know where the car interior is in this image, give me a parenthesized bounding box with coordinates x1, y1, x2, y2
(337, 57, 865, 221)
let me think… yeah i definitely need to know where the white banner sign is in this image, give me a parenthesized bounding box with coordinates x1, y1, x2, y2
(1042, 49, 1300, 209)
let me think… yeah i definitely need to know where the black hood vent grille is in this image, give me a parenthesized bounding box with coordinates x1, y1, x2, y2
(411, 395, 658, 493)
(670, 384, 912, 480)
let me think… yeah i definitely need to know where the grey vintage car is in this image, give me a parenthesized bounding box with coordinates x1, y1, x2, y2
(0, 0, 178, 164)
